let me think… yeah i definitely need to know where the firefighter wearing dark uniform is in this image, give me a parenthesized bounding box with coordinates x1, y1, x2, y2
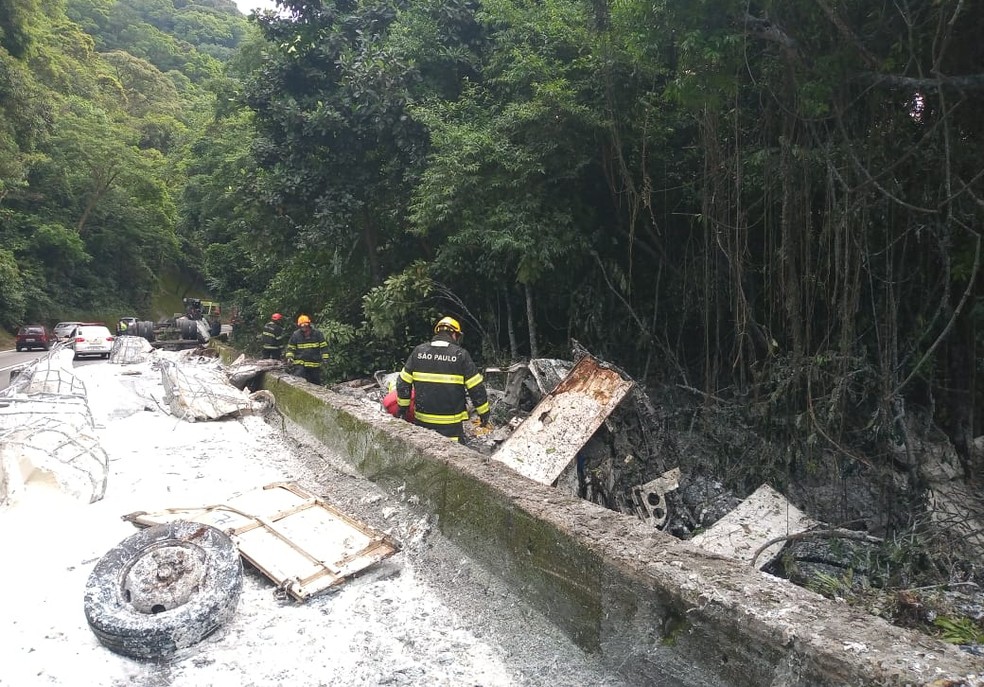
(261, 313, 286, 359)
(285, 314, 329, 384)
(396, 317, 490, 442)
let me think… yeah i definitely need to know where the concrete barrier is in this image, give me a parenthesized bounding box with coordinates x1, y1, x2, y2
(225, 345, 983, 686)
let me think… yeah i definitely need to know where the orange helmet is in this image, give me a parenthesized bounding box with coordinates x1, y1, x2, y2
(434, 316, 462, 335)
(271, 313, 282, 321)
(297, 314, 312, 326)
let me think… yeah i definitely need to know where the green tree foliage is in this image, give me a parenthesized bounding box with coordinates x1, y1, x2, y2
(7, 0, 980, 525)
(67, 0, 244, 81)
(0, 247, 26, 328)
(0, 0, 43, 58)
(216, 0, 984, 508)
(0, 0, 250, 324)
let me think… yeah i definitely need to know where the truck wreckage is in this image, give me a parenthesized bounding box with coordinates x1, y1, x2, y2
(3, 337, 983, 666)
(340, 347, 841, 571)
(122, 298, 221, 351)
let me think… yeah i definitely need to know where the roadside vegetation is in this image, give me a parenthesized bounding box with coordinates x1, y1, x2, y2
(2, 0, 982, 647)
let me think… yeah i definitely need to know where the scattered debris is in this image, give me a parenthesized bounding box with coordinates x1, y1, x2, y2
(491, 354, 635, 485)
(110, 334, 156, 365)
(159, 356, 275, 421)
(123, 482, 401, 602)
(83, 520, 243, 660)
(0, 419, 108, 505)
(336, 347, 895, 587)
(0, 350, 107, 506)
(226, 354, 283, 390)
(626, 467, 681, 529)
(688, 484, 820, 568)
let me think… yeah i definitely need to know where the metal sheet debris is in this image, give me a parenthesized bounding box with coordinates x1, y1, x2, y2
(124, 482, 400, 601)
(492, 354, 635, 485)
(159, 358, 274, 421)
(688, 484, 818, 568)
(628, 467, 681, 528)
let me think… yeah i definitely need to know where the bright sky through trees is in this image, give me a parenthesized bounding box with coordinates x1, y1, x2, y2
(232, 0, 278, 14)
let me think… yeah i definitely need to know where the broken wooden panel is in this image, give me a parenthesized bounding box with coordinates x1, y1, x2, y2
(124, 482, 400, 601)
(688, 484, 818, 569)
(492, 354, 635, 486)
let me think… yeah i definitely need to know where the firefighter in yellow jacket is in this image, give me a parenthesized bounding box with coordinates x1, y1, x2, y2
(396, 316, 490, 442)
(285, 314, 329, 384)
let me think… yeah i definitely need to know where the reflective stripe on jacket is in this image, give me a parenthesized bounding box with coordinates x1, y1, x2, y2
(285, 327, 329, 368)
(395, 334, 489, 433)
(261, 321, 285, 350)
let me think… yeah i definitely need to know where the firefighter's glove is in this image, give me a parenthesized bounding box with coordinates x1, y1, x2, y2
(479, 413, 490, 428)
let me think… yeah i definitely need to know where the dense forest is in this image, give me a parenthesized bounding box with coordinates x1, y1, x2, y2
(3, 0, 983, 564)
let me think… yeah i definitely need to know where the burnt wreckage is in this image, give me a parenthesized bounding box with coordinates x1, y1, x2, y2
(377, 346, 891, 584)
(353, 344, 735, 541)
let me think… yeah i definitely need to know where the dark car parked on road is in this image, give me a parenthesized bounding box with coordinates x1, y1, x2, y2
(16, 325, 53, 351)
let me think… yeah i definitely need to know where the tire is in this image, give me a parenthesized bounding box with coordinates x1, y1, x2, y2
(83, 520, 243, 660)
(178, 318, 199, 340)
(15, 346, 22, 352)
(134, 321, 156, 342)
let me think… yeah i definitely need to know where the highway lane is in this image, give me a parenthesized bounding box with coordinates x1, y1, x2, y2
(0, 346, 103, 391)
(0, 347, 48, 391)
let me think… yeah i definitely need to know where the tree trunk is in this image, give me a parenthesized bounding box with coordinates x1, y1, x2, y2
(778, 126, 803, 357)
(525, 282, 539, 359)
(505, 288, 519, 360)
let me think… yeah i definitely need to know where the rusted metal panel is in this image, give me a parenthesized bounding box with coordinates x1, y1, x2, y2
(124, 482, 400, 601)
(492, 354, 635, 485)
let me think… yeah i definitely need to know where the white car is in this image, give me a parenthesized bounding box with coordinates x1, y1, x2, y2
(53, 321, 83, 340)
(71, 325, 115, 359)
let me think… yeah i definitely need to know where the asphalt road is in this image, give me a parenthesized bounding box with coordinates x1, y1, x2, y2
(0, 347, 47, 390)
(0, 345, 102, 391)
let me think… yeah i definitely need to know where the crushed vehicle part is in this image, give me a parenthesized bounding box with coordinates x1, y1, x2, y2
(124, 481, 401, 602)
(17, 349, 83, 397)
(226, 354, 283, 390)
(110, 334, 156, 365)
(492, 353, 635, 485)
(487, 359, 572, 412)
(0, 418, 108, 506)
(129, 314, 211, 351)
(83, 520, 243, 660)
(659, 472, 743, 538)
(159, 357, 274, 421)
(627, 467, 681, 528)
(0, 394, 93, 434)
(0, 351, 106, 507)
(688, 483, 819, 568)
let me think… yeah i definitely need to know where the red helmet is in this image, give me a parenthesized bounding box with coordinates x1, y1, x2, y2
(271, 313, 282, 321)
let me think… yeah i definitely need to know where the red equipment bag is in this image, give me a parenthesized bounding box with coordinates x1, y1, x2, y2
(383, 388, 414, 423)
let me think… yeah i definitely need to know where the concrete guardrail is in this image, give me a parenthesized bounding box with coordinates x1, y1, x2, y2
(215, 344, 984, 686)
